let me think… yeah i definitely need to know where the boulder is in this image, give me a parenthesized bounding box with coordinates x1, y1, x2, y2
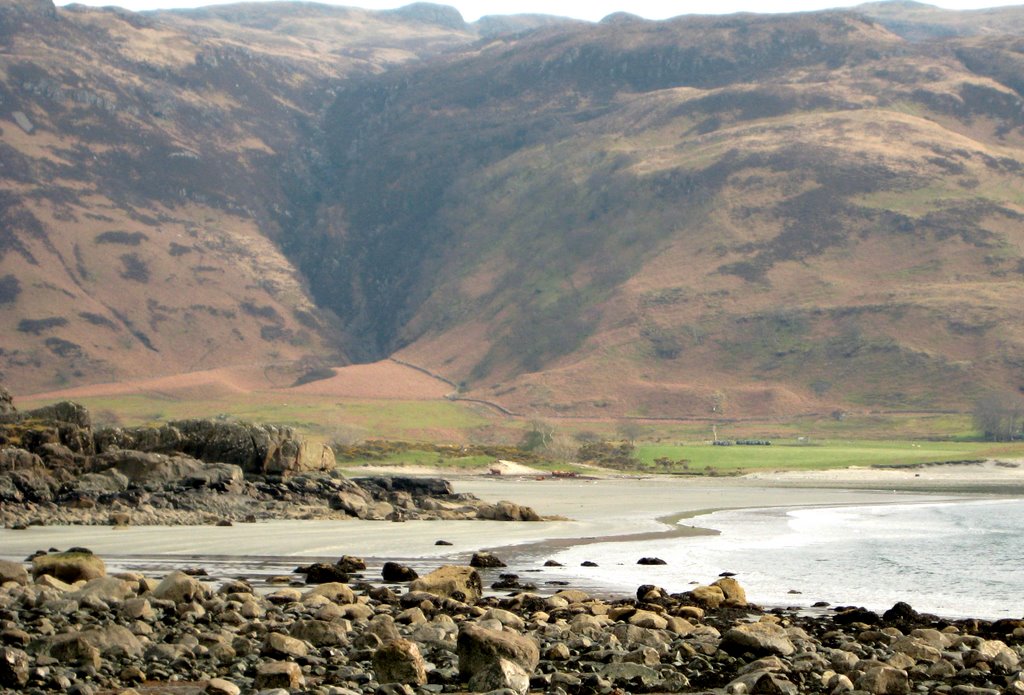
(0, 647, 29, 688)
(302, 582, 355, 604)
(713, 576, 748, 605)
(79, 624, 144, 658)
(468, 657, 530, 695)
(71, 576, 133, 603)
(410, 565, 482, 602)
(628, 610, 668, 630)
(32, 550, 106, 583)
(372, 638, 428, 685)
(298, 562, 349, 584)
(47, 634, 101, 668)
(264, 632, 308, 658)
(482, 500, 542, 521)
(726, 669, 798, 695)
(0, 559, 28, 585)
(205, 678, 241, 695)
(253, 661, 304, 690)
(855, 666, 909, 695)
(637, 557, 667, 565)
(382, 562, 419, 582)
(151, 570, 210, 603)
(336, 555, 366, 572)
(330, 490, 371, 517)
(457, 623, 539, 680)
(689, 584, 726, 608)
(470, 552, 506, 568)
(289, 619, 349, 647)
(721, 621, 796, 657)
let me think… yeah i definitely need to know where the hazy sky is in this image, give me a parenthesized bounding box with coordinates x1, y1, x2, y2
(57, 0, 1024, 23)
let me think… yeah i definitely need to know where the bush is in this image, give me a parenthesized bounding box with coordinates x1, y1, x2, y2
(0, 274, 20, 304)
(17, 317, 68, 334)
(95, 231, 148, 245)
(119, 253, 150, 282)
(577, 441, 639, 469)
(973, 391, 1023, 441)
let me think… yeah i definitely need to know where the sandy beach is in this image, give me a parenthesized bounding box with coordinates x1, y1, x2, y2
(0, 466, 1000, 564)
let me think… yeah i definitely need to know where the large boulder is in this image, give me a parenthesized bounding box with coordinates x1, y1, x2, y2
(78, 624, 145, 659)
(856, 666, 910, 695)
(0, 560, 28, 585)
(253, 661, 304, 690)
(151, 570, 211, 603)
(410, 565, 482, 602)
(32, 550, 106, 583)
(457, 623, 540, 680)
(721, 621, 796, 657)
(480, 500, 542, 521)
(0, 647, 29, 688)
(712, 576, 748, 605)
(71, 576, 133, 603)
(468, 658, 531, 695)
(372, 638, 428, 685)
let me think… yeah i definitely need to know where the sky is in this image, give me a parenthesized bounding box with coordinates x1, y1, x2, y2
(56, 0, 1024, 23)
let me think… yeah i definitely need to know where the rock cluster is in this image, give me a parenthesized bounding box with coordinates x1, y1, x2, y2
(1, 553, 1022, 695)
(0, 393, 541, 527)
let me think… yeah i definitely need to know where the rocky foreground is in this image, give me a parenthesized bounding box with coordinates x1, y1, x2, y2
(0, 388, 541, 527)
(1, 549, 1023, 695)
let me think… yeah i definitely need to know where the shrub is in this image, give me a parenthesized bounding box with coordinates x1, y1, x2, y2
(0, 274, 20, 304)
(95, 231, 148, 245)
(17, 317, 68, 334)
(119, 253, 150, 282)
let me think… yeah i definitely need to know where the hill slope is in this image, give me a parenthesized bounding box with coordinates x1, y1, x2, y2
(0, 0, 478, 392)
(284, 8, 1024, 417)
(6, 0, 1024, 419)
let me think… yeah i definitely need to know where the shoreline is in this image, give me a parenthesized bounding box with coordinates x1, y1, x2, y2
(2, 472, 1008, 614)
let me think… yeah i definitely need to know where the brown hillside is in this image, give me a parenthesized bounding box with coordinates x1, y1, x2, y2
(0, 0, 478, 394)
(7, 0, 1024, 419)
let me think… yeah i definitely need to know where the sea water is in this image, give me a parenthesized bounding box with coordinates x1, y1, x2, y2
(545, 497, 1024, 619)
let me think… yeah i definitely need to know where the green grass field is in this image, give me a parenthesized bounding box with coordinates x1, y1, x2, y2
(636, 439, 1024, 474)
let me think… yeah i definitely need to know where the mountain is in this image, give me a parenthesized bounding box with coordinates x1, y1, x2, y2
(0, 0, 479, 392)
(5, 0, 1024, 418)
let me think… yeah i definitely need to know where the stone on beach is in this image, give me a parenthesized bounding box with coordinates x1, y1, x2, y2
(382, 561, 419, 582)
(0, 559, 28, 585)
(151, 569, 211, 603)
(253, 661, 305, 689)
(409, 565, 482, 602)
(722, 620, 796, 656)
(31, 549, 106, 583)
(457, 623, 540, 680)
(372, 638, 428, 685)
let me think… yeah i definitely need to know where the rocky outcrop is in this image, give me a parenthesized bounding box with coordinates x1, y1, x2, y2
(0, 391, 543, 527)
(95, 419, 323, 476)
